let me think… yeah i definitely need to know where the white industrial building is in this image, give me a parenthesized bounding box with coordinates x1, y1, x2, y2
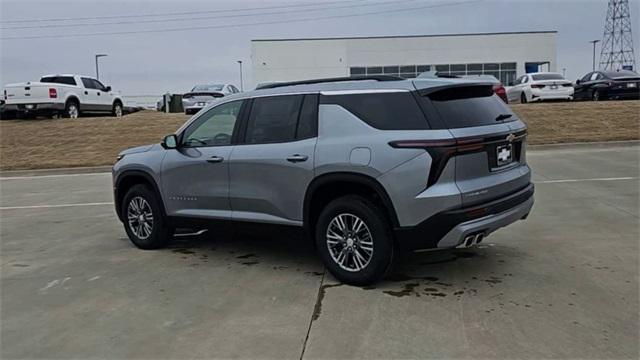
(251, 31, 557, 88)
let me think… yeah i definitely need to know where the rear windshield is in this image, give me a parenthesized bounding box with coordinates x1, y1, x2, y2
(40, 76, 76, 85)
(531, 73, 564, 80)
(192, 84, 224, 92)
(320, 92, 429, 130)
(426, 86, 516, 129)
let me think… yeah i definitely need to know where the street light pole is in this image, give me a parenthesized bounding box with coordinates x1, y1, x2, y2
(95, 54, 108, 80)
(589, 40, 600, 71)
(237, 60, 243, 91)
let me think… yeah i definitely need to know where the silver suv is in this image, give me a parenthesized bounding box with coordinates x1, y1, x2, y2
(113, 76, 534, 285)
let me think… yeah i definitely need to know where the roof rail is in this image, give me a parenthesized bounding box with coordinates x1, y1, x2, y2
(255, 75, 403, 90)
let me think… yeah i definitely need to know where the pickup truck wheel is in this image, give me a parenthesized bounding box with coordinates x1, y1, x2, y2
(122, 184, 171, 250)
(63, 101, 79, 118)
(315, 195, 394, 286)
(112, 102, 123, 118)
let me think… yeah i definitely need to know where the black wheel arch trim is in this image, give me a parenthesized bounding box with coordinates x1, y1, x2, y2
(114, 170, 167, 222)
(303, 172, 400, 233)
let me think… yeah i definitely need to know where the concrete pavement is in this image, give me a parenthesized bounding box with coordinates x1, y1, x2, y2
(1, 143, 638, 359)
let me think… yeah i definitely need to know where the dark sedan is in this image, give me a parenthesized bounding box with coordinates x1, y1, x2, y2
(574, 69, 640, 101)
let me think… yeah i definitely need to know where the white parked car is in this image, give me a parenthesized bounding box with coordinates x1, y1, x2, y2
(182, 84, 240, 115)
(3, 74, 123, 118)
(507, 72, 574, 103)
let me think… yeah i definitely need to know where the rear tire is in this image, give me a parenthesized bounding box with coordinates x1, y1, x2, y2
(520, 92, 528, 104)
(122, 184, 171, 250)
(315, 195, 394, 286)
(112, 101, 123, 118)
(63, 100, 79, 118)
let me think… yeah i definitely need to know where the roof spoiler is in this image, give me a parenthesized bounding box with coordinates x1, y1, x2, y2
(415, 81, 497, 96)
(255, 75, 403, 90)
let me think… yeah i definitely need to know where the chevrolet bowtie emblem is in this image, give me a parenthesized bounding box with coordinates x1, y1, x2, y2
(506, 133, 516, 142)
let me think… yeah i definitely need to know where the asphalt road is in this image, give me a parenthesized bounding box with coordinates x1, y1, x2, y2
(1, 143, 638, 359)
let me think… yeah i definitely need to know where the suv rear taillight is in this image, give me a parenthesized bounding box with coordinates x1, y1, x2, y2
(49, 88, 57, 98)
(531, 84, 545, 89)
(562, 83, 573, 87)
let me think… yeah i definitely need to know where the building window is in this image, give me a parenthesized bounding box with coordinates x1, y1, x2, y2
(348, 62, 517, 83)
(350, 64, 430, 79)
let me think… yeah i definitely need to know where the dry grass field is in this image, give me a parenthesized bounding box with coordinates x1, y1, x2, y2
(1, 100, 638, 170)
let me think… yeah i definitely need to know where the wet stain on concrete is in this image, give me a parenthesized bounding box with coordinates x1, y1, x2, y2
(172, 248, 195, 255)
(383, 283, 420, 297)
(241, 261, 259, 266)
(236, 253, 257, 259)
(11, 264, 29, 267)
(312, 283, 343, 321)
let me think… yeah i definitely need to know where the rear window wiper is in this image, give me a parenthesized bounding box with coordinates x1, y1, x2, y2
(495, 114, 512, 121)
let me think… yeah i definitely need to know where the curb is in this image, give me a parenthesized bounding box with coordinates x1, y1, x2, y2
(0, 166, 112, 178)
(529, 140, 639, 150)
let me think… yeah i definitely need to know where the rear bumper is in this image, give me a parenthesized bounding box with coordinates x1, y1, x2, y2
(4, 103, 65, 111)
(394, 183, 534, 251)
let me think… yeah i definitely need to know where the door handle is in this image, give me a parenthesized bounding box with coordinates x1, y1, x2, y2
(97, 92, 101, 96)
(84, 91, 88, 95)
(206, 156, 224, 163)
(286, 154, 308, 163)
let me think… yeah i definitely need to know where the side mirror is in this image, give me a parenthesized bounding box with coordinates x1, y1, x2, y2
(575, 79, 581, 85)
(105, 86, 112, 92)
(162, 134, 178, 149)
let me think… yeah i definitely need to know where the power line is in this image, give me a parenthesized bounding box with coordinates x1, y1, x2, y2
(0, 0, 367, 24)
(1, 0, 419, 30)
(0, 0, 482, 41)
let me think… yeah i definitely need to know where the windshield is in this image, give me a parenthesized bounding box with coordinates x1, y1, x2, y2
(531, 73, 564, 81)
(191, 84, 224, 92)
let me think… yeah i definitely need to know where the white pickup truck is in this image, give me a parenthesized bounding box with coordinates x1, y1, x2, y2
(3, 74, 123, 118)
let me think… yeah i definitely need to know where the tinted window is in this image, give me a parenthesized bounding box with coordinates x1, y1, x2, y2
(296, 94, 318, 139)
(40, 76, 76, 86)
(427, 86, 516, 129)
(192, 84, 224, 92)
(321, 92, 429, 130)
(182, 100, 243, 147)
(245, 95, 303, 144)
(531, 73, 564, 80)
(604, 70, 639, 79)
(81, 78, 94, 89)
(92, 79, 106, 91)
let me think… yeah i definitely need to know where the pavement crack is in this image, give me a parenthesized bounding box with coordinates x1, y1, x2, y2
(301, 268, 339, 360)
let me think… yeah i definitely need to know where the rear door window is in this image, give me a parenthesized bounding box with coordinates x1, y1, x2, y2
(425, 85, 516, 129)
(245, 95, 303, 144)
(320, 92, 429, 130)
(81, 78, 95, 89)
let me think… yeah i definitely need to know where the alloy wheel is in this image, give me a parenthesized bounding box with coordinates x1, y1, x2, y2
(326, 213, 374, 272)
(127, 196, 154, 240)
(68, 104, 79, 118)
(114, 104, 123, 117)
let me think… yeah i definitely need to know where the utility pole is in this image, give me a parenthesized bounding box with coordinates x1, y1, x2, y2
(589, 40, 600, 71)
(237, 60, 243, 91)
(95, 54, 108, 80)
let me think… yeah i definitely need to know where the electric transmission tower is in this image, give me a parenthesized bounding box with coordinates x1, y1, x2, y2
(599, 0, 636, 70)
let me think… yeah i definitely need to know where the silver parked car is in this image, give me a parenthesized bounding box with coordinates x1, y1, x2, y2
(113, 76, 534, 285)
(182, 84, 240, 115)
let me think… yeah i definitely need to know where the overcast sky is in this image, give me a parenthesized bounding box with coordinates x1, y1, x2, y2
(1, 0, 638, 95)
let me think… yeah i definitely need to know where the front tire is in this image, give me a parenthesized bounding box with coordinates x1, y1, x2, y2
(592, 89, 603, 101)
(315, 195, 394, 286)
(520, 92, 528, 104)
(122, 184, 171, 249)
